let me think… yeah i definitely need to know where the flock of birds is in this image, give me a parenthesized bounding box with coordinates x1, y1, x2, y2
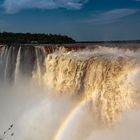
(0, 124, 14, 140)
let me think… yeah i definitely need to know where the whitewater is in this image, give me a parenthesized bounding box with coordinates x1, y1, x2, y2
(0, 44, 140, 140)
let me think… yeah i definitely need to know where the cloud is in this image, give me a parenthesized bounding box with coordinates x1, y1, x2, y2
(84, 8, 139, 24)
(2, 0, 88, 14)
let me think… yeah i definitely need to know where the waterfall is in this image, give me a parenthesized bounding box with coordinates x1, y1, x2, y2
(0, 46, 8, 81)
(32, 46, 46, 86)
(14, 47, 21, 83)
(0, 46, 20, 83)
(4, 47, 12, 81)
(32, 47, 140, 125)
(0, 46, 47, 83)
(0, 45, 140, 126)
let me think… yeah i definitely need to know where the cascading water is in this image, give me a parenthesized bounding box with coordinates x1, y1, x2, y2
(0, 44, 140, 140)
(14, 47, 21, 83)
(32, 46, 47, 86)
(0, 46, 19, 83)
(0, 45, 47, 83)
(32, 47, 139, 125)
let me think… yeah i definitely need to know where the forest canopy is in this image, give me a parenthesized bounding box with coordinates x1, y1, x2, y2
(0, 32, 75, 44)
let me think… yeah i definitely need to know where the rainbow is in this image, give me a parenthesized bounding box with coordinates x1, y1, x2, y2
(54, 99, 86, 140)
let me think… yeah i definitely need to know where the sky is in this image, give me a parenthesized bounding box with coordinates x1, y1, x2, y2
(0, 0, 140, 41)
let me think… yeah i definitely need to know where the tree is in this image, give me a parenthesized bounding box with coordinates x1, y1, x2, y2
(0, 32, 76, 44)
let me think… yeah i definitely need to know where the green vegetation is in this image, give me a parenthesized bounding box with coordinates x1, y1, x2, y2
(0, 32, 75, 44)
